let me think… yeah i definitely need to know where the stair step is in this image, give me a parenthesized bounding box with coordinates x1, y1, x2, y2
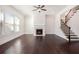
(66, 34, 77, 36)
(67, 36, 79, 39)
(70, 37, 79, 39)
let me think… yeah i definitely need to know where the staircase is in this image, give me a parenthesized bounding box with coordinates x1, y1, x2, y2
(61, 6, 79, 42)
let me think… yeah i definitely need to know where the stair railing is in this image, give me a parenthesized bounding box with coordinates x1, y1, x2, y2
(68, 27, 71, 43)
(61, 8, 77, 42)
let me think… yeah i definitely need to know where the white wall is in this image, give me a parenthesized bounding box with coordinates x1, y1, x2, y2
(24, 13, 56, 35)
(55, 15, 67, 40)
(45, 15, 55, 34)
(34, 13, 45, 25)
(68, 10, 79, 37)
(33, 13, 46, 36)
(24, 15, 34, 34)
(0, 6, 25, 45)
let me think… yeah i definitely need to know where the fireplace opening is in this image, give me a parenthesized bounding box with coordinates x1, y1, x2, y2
(36, 29, 43, 35)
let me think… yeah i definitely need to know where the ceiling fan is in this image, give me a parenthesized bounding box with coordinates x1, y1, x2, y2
(32, 5, 47, 13)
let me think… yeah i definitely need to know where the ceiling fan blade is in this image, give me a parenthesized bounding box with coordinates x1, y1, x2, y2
(33, 6, 39, 8)
(38, 5, 41, 7)
(40, 5, 45, 8)
(41, 9, 47, 11)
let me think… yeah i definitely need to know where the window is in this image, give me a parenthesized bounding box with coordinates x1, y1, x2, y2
(14, 16, 20, 32)
(5, 13, 14, 34)
(0, 12, 4, 35)
(4, 13, 20, 33)
(0, 11, 20, 36)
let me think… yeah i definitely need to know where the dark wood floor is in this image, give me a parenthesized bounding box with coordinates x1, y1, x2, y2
(0, 34, 79, 54)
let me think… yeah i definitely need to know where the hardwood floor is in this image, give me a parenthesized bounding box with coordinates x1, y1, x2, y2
(0, 34, 79, 54)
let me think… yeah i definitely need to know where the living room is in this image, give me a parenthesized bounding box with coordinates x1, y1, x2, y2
(0, 5, 79, 54)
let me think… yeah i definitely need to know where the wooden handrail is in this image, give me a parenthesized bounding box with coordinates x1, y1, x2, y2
(65, 9, 72, 18)
(65, 8, 77, 24)
(65, 9, 73, 24)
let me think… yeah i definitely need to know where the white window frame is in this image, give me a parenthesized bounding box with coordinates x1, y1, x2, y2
(0, 10, 20, 36)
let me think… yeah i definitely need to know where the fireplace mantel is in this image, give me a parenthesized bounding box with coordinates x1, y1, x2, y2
(33, 25, 46, 36)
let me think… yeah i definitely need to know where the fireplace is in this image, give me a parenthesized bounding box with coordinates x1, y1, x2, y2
(34, 25, 45, 36)
(36, 29, 43, 35)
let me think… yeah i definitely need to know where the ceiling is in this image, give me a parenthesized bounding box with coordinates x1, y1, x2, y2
(13, 5, 67, 16)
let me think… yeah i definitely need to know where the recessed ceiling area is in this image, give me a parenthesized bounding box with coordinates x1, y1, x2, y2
(13, 5, 67, 16)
